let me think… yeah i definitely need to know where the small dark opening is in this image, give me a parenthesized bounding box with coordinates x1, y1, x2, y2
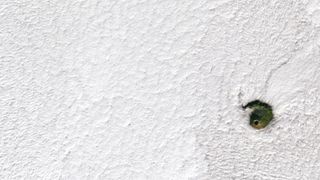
(254, 120, 259, 125)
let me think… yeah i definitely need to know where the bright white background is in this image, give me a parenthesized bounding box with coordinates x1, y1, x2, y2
(1, 0, 320, 179)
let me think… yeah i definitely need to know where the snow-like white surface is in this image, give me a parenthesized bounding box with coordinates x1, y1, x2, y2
(1, 0, 320, 179)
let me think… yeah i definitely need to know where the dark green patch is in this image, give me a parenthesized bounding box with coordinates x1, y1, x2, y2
(243, 100, 273, 129)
